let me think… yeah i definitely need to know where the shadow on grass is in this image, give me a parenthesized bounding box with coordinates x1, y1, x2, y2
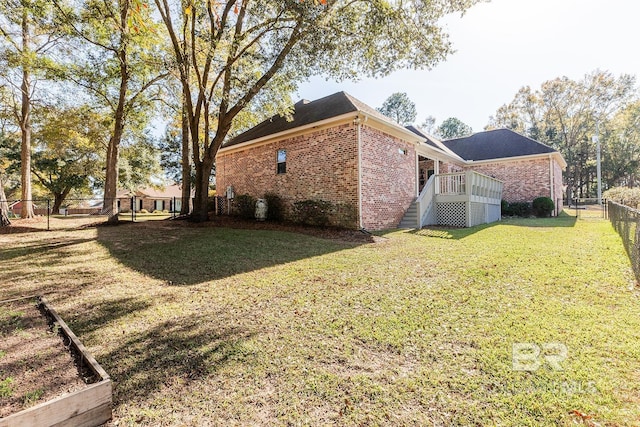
(69, 297, 153, 336)
(96, 222, 363, 285)
(0, 225, 49, 234)
(0, 238, 96, 262)
(393, 213, 578, 240)
(101, 315, 252, 404)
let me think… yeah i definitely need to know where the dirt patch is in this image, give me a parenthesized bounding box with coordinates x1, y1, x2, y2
(0, 297, 86, 418)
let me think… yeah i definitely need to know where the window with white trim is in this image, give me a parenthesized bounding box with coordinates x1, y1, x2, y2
(277, 149, 286, 174)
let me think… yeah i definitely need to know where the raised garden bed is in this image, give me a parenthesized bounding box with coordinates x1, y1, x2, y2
(0, 296, 112, 427)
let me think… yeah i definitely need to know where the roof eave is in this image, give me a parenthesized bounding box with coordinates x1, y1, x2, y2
(465, 151, 567, 168)
(218, 112, 359, 154)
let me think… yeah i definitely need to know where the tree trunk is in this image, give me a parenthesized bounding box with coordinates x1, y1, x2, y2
(103, 133, 120, 222)
(20, 10, 34, 219)
(180, 91, 191, 215)
(102, 27, 129, 224)
(52, 188, 70, 215)
(191, 157, 214, 222)
(0, 175, 10, 227)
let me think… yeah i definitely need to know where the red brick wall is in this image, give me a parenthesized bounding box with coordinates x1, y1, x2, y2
(465, 157, 563, 214)
(216, 124, 359, 225)
(360, 126, 416, 230)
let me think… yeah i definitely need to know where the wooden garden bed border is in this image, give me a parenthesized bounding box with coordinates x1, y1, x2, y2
(0, 296, 112, 427)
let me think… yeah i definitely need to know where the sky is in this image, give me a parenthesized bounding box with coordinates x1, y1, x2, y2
(296, 0, 640, 132)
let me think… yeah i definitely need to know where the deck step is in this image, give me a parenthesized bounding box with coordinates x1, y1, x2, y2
(398, 201, 419, 229)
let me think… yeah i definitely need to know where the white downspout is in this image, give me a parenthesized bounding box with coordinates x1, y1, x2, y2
(356, 116, 364, 229)
(549, 154, 555, 215)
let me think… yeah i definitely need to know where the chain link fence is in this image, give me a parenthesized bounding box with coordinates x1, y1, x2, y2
(0, 197, 185, 232)
(608, 200, 640, 282)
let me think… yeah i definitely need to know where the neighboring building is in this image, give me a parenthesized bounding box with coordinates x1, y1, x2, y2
(116, 184, 191, 212)
(216, 92, 565, 230)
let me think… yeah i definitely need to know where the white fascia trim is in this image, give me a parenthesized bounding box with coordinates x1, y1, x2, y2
(415, 143, 466, 166)
(219, 110, 462, 166)
(218, 112, 358, 154)
(465, 152, 567, 168)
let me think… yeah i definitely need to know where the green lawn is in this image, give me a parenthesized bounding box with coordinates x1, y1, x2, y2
(1, 212, 639, 426)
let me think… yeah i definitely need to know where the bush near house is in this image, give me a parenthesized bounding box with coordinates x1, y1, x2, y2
(293, 199, 333, 227)
(234, 194, 256, 219)
(332, 202, 358, 229)
(532, 197, 554, 217)
(263, 193, 285, 222)
(501, 200, 532, 217)
(603, 187, 640, 208)
(292, 199, 358, 229)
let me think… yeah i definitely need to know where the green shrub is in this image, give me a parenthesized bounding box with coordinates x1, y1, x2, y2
(501, 199, 510, 216)
(532, 196, 555, 217)
(504, 201, 531, 217)
(234, 194, 256, 219)
(333, 202, 358, 229)
(293, 199, 333, 226)
(264, 192, 285, 222)
(603, 187, 640, 208)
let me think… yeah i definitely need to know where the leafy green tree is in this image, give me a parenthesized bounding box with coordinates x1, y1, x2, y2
(118, 135, 164, 192)
(377, 92, 417, 125)
(420, 115, 437, 134)
(154, 0, 482, 221)
(0, 134, 19, 225)
(0, 0, 69, 218)
(159, 125, 196, 188)
(30, 105, 107, 213)
(488, 70, 638, 199)
(601, 102, 640, 188)
(61, 0, 167, 221)
(436, 117, 473, 139)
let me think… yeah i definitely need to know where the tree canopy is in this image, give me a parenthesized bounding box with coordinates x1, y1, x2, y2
(377, 92, 417, 125)
(488, 70, 638, 199)
(436, 117, 473, 139)
(154, 0, 483, 220)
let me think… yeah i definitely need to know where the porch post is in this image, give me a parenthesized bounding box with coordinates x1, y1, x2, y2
(415, 152, 420, 197)
(434, 158, 440, 195)
(465, 170, 473, 227)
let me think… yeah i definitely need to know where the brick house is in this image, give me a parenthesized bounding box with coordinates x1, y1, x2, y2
(216, 92, 565, 230)
(116, 184, 190, 213)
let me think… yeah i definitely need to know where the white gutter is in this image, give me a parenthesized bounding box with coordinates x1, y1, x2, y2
(356, 116, 365, 228)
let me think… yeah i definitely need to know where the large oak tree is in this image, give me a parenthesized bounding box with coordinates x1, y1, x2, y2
(154, 0, 481, 221)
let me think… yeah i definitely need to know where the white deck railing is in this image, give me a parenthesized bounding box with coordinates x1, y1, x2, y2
(416, 174, 436, 228)
(437, 172, 466, 195)
(436, 171, 503, 203)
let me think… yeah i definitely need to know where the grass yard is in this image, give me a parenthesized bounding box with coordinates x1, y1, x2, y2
(1, 211, 639, 426)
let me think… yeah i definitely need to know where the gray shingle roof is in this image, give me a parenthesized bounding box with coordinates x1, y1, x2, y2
(441, 129, 557, 161)
(223, 91, 397, 148)
(405, 125, 441, 150)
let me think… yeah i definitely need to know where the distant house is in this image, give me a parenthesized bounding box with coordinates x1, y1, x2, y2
(216, 92, 565, 230)
(116, 184, 191, 213)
